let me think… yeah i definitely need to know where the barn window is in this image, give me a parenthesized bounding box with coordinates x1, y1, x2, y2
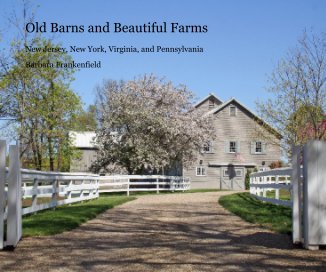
(235, 169, 243, 176)
(196, 166, 206, 176)
(255, 141, 262, 153)
(251, 141, 266, 154)
(202, 141, 213, 153)
(225, 141, 240, 153)
(229, 141, 237, 153)
(229, 105, 237, 116)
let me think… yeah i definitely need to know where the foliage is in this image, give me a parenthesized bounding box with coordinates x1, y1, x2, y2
(71, 104, 97, 131)
(269, 160, 284, 169)
(92, 75, 215, 174)
(287, 104, 325, 144)
(22, 196, 135, 236)
(219, 193, 292, 234)
(0, 37, 81, 170)
(0, 4, 82, 171)
(256, 31, 326, 155)
(245, 169, 251, 190)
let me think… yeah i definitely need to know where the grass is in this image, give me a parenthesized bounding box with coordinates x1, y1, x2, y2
(22, 196, 135, 237)
(266, 189, 291, 200)
(219, 192, 292, 234)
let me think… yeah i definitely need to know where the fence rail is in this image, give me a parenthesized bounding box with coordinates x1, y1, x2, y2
(8, 173, 189, 214)
(250, 167, 292, 207)
(20, 169, 99, 216)
(98, 175, 190, 195)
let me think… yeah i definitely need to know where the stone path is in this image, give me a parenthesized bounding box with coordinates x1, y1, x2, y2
(0, 192, 325, 271)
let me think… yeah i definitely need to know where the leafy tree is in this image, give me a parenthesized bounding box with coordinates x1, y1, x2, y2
(92, 75, 214, 174)
(256, 31, 326, 154)
(0, 3, 81, 171)
(286, 104, 325, 145)
(71, 104, 97, 131)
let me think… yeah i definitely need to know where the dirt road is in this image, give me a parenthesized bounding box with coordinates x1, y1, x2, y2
(0, 192, 325, 271)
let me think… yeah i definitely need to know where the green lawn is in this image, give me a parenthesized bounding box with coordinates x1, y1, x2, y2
(219, 192, 292, 234)
(22, 196, 135, 237)
(266, 189, 291, 200)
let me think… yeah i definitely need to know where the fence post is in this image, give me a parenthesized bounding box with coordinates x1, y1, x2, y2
(96, 178, 99, 197)
(170, 177, 174, 192)
(7, 143, 22, 248)
(32, 178, 38, 213)
(156, 178, 159, 194)
(303, 140, 326, 250)
(80, 180, 84, 201)
(182, 177, 185, 192)
(275, 176, 279, 200)
(67, 180, 73, 200)
(127, 178, 130, 196)
(292, 145, 302, 244)
(0, 140, 6, 250)
(52, 179, 58, 209)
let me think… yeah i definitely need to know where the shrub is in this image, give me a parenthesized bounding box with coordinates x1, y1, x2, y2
(269, 160, 284, 169)
(245, 169, 251, 190)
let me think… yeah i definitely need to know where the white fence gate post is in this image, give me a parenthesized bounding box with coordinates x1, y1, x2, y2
(0, 140, 6, 249)
(303, 140, 326, 250)
(292, 145, 302, 244)
(7, 143, 22, 248)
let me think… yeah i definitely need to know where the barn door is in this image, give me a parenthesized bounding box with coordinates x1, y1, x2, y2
(221, 166, 245, 190)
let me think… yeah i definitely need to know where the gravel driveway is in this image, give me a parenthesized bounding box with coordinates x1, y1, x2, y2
(0, 191, 325, 271)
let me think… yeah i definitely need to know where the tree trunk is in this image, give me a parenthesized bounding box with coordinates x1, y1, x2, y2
(48, 133, 54, 171)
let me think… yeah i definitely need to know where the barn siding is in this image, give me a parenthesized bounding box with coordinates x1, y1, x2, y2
(70, 149, 97, 172)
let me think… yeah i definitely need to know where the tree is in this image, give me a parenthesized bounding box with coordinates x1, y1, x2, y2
(286, 104, 325, 144)
(256, 31, 326, 154)
(92, 75, 214, 174)
(0, 2, 82, 171)
(71, 104, 97, 131)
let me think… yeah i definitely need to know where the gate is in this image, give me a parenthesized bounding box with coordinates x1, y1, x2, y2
(0, 140, 22, 249)
(292, 140, 326, 250)
(250, 140, 326, 250)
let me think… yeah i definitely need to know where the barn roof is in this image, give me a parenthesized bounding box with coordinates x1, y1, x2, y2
(70, 131, 96, 148)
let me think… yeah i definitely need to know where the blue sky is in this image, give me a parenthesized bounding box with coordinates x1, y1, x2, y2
(1, 0, 326, 111)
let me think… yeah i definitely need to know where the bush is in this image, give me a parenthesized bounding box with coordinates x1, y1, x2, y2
(269, 160, 284, 169)
(245, 169, 251, 190)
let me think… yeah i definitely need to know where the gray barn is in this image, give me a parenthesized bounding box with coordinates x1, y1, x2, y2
(183, 94, 282, 190)
(70, 131, 97, 172)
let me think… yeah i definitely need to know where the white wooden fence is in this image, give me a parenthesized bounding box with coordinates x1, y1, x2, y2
(250, 140, 326, 250)
(250, 167, 292, 207)
(0, 140, 190, 250)
(99, 175, 190, 195)
(21, 170, 99, 215)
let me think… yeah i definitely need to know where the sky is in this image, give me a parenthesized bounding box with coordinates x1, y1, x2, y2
(1, 0, 326, 111)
